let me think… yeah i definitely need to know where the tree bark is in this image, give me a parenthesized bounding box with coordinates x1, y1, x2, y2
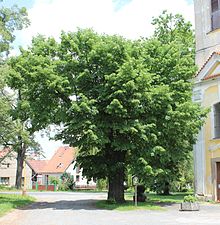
(107, 151, 126, 203)
(107, 168, 125, 203)
(15, 143, 26, 189)
(163, 182, 170, 195)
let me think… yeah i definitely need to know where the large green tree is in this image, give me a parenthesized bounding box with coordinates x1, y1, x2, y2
(0, 1, 34, 189)
(9, 13, 206, 201)
(130, 12, 207, 194)
(9, 31, 158, 201)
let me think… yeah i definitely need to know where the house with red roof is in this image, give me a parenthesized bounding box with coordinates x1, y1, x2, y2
(0, 146, 96, 190)
(26, 146, 96, 190)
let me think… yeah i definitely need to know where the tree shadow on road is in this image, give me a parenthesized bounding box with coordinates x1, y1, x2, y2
(20, 199, 101, 211)
(20, 199, 180, 212)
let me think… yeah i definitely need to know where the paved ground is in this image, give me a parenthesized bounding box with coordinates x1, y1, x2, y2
(1, 192, 220, 225)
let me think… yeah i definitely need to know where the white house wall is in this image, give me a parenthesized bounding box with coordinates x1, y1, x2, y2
(66, 161, 96, 187)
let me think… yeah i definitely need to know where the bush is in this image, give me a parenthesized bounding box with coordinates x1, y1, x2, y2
(183, 195, 198, 203)
(96, 179, 107, 190)
(60, 172, 75, 190)
(49, 176, 60, 185)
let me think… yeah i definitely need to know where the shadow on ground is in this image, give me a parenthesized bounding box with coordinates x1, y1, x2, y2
(20, 199, 100, 211)
(19, 199, 181, 212)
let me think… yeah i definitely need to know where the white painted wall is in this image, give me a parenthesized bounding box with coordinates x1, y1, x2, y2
(195, 0, 220, 68)
(39, 161, 96, 188)
(193, 127, 206, 195)
(66, 161, 96, 187)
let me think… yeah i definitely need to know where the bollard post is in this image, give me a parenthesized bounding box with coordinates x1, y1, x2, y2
(135, 184, 138, 207)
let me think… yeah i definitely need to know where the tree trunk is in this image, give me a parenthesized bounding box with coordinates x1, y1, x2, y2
(107, 169, 125, 203)
(107, 151, 126, 203)
(163, 182, 170, 195)
(15, 144, 26, 189)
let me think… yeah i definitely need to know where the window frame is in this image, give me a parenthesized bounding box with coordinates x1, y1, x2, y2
(0, 177, 10, 185)
(211, 0, 220, 31)
(76, 175, 80, 182)
(214, 102, 220, 138)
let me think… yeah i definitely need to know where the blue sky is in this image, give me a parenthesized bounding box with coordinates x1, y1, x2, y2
(2, 0, 34, 8)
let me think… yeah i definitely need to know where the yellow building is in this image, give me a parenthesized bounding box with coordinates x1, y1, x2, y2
(194, 0, 220, 201)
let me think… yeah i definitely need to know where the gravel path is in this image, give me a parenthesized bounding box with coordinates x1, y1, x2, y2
(0, 192, 220, 225)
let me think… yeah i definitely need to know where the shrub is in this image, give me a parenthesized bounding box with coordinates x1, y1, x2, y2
(96, 179, 107, 190)
(60, 172, 75, 190)
(183, 195, 198, 203)
(49, 176, 60, 185)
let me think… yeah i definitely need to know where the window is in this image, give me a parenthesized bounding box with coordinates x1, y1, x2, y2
(76, 166, 80, 174)
(211, 0, 220, 30)
(76, 175, 80, 182)
(214, 102, 220, 138)
(0, 177, 9, 185)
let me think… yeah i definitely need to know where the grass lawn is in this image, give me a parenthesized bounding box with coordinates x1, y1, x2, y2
(96, 192, 192, 211)
(0, 194, 35, 217)
(0, 185, 18, 192)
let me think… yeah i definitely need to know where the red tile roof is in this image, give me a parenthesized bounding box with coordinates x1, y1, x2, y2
(202, 73, 220, 81)
(27, 160, 49, 173)
(42, 146, 76, 174)
(196, 52, 220, 77)
(0, 148, 10, 158)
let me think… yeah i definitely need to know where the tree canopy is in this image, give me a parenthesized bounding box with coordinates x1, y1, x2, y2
(9, 12, 207, 200)
(0, 1, 40, 189)
(130, 12, 207, 194)
(0, 1, 29, 55)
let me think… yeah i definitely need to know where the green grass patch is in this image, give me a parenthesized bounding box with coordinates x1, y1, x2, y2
(96, 200, 163, 211)
(0, 185, 18, 192)
(145, 192, 191, 204)
(0, 194, 35, 217)
(96, 192, 192, 211)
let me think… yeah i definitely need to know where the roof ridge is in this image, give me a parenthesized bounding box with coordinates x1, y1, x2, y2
(195, 51, 218, 77)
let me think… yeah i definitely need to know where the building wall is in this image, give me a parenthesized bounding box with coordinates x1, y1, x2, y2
(203, 84, 220, 199)
(0, 153, 17, 187)
(194, 0, 220, 200)
(66, 161, 96, 187)
(35, 161, 96, 188)
(24, 162, 32, 189)
(194, 78, 220, 200)
(194, 0, 220, 68)
(0, 153, 32, 189)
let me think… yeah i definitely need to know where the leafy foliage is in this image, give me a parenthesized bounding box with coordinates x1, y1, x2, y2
(183, 195, 198, 203)
(96, 179, 108, 190)
(60, 172, 75, 190)
(0, 2, 41, 189)
(0, 1, 30, 55)
(8, 12, 207, 200)
(0, 1, 31, 150)
(130, 11, 208, 194)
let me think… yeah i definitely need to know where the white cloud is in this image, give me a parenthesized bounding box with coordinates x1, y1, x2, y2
(19, 0, 194, 47)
